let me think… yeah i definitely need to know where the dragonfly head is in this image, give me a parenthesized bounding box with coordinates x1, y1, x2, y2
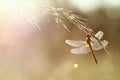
(86, 34, 91, 38)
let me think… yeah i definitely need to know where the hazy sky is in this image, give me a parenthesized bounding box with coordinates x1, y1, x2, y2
(68, 0, 120, 13)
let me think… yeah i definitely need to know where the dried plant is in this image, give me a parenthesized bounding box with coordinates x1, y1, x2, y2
(45, 6, 88, 32)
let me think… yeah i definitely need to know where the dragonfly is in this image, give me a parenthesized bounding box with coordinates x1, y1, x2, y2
(65, 31, 109, 64)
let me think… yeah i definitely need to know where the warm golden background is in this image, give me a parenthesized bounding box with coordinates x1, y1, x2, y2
(0, 0, 119, 80)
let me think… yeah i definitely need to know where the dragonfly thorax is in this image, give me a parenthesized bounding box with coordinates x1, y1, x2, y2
(86, 34, 91, 44)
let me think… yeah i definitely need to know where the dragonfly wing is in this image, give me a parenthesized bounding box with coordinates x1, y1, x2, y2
(65, 39, 86, 47)
(92, 40, 108, 50)
(91, 31, 104, 42)
(71, 46, 90, 54)
(95, 31, 103, 40)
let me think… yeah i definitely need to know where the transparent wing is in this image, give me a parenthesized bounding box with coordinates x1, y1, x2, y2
(71, 46, 90, 54)
(95, 31, 104, 40)
(91, 31, 104, 42)
(92, 40, 108, 50)
(65, 39, 86, 47)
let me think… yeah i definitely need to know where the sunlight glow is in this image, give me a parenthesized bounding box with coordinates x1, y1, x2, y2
(0, 0, 38, 12)
(73, 64, 79, 69)
(0, 0, 48, 30)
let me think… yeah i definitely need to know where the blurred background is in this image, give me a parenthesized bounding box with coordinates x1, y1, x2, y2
(0, 0, 120, 80)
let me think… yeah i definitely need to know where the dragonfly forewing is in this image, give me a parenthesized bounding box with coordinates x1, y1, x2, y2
(65, 40, 86, 47)
(91, 31, 103, 42)
(95, 31, 103, 39)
